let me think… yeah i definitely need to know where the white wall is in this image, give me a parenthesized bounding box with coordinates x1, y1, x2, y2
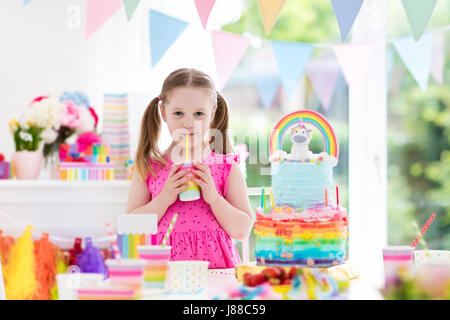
(0, 0, 242, 159)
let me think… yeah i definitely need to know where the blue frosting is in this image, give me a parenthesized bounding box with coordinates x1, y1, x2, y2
(271, 161, 334, 209)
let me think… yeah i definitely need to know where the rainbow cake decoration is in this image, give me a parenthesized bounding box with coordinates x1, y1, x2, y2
(254, 110, 348, 267)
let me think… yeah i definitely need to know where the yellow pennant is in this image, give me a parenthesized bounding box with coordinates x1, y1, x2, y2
(257, 0, 287, 34)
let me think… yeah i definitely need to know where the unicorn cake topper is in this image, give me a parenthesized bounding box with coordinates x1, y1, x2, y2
(290, 120, 314, 161)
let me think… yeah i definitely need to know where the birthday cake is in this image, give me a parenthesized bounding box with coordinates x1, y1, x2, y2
(254, 110, 348, 267)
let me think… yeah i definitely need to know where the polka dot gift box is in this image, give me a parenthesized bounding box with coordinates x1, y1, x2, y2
(166, 261, 209, 294)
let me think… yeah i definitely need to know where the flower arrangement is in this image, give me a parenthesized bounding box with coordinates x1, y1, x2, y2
(25, 92, 99, 161)
(9, 118, 43, 152)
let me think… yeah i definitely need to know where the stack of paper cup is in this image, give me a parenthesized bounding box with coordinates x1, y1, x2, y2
(166, 260, 209, 294)
(105, 259, 146, 294)
(137, 245, 171, 289)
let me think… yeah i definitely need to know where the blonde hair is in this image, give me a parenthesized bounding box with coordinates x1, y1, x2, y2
(135, 68, 233, 181)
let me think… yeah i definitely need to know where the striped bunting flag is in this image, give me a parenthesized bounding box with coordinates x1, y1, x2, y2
(102, 93, 131, 179)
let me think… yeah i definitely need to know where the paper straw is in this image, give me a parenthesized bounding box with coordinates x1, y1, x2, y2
(412, 221, 428, 249)
(270, 189, 274, 208)
(411, 214, 436, 248)
(336, 186, 339, 207)
(263, 188, 266, 211)
(325, 189, 328, 207)
(162, 213, 178, 247)
(105, 221, 122, 261)
(185, 134, 189, 161)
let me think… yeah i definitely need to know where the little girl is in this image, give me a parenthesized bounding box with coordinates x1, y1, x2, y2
(126, 68, 253, 268)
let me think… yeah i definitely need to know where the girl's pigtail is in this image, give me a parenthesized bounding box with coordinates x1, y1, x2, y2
(210, 93, 233, 155)
(135, 97, 167, 181)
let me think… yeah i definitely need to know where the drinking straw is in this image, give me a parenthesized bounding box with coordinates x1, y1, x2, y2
(105, 221, 121, 261)
(336, 186, 339, 207)
(162, 213, 178, 247)
(185, 134, 189, 161)
(263, 188, 266, 211)
(412, 221, 428, 249)
(411, 214, 436, 248)
(270, 189, 274, 208)
(325, 189, 328, 207)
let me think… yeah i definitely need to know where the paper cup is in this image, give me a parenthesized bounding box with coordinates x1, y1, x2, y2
(166, 260, 209, 294)
(382, 246, 414, 287)
(137, 245, 171, 289)
(176, 161, 201, 201)
(56, 273, 104, 300)
(105, 259, 146, 291)
(414, 250, 450, 264)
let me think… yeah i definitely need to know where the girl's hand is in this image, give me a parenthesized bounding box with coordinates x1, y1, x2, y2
(157, 162, 190, 207)
(191, 162, 220, 205)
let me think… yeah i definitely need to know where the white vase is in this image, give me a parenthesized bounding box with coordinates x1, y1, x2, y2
(12, 150, 43, 179)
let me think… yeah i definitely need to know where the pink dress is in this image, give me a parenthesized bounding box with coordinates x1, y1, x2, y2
(146, 151, 242, 269)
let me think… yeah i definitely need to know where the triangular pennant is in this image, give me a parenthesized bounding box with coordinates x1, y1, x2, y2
(392, 32, 434, 91)
(211, 31, 250, 91)
(401, 0, 437, 41)
(333, 43, 374, 89)
(149, 10, 189, 67)
(257, 0, 287, 34)
(271, 41, 314, 99)
(86, 0, 123, 39)
(330, 0, 364, 42)
(256, 76, 281, 109)
(431, 33, 444, 84)
(123, 0, 140, 21)
(194, 0, 216, 29)
(306, 60, 339, 110)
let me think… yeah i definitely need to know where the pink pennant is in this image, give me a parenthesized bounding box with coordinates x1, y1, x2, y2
(86, 0, 123, 39)
(211, 31, 250, 91)
(333, 43, 374, 89)
(431, 33, 444, 84)
(306, 60, 340, 110)
(194, 0, 216, 29)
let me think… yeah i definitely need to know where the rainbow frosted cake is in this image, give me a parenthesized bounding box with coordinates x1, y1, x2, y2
(254, 110, 348, 267)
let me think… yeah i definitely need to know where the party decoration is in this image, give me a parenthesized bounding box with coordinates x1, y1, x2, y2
(68, 238, 83, 266)
(271, 41, 314, 99)
(117, 214, 158, 258)
(86, 0, 123, 39)
(149, 10, 188, 66)
(431, 33, 444, 84)
(392, 32, 434, 91)
(105, 221, 121, 260)
(306, 59, 340, 110)
(102, 94, 131, 179)
(269, 110, 339, 159)
(76, 238, 108, 278)
(330, 0, 364, 42)
(401, 0, 437, 41)
(33, 233, 57, 300)
(0, 231, 15, 267)
(333, 43, 374, 89)
(50, 248, 69, 300)
(0, 260, 5, 300)
(256, 76, 281, 109)
(257, 0, 287, 34)
(4, 226, 36, 300)
(123, 0, 140, 21)
(211, 31, 250, 91)
(194, 0, 216, 29)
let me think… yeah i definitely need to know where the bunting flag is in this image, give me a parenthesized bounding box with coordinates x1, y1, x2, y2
(102, 94, 131, 180)
(256, 76, 281, 109)
(330, 0, 364, 42)
(123, 0, 140, 21)
(194, 0, 216, 29)
(306, 60, 339, 110)
(211, 31, 250, 91)
(401, 0, 437, 41)
(392, 32, 434, 91)
(431, 33, 444, 84)
(333, 43, 374, 89)
(86, 0, 123, 39)
(272, 41, 314, 99)
(149, 10, 189, 67)
(257, 0, 287, 34)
